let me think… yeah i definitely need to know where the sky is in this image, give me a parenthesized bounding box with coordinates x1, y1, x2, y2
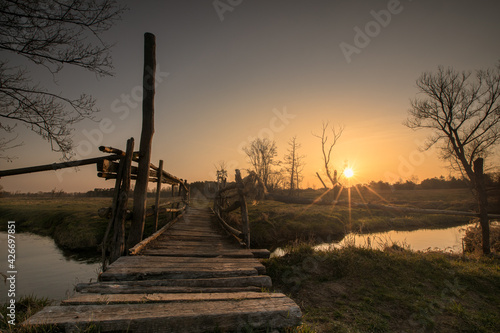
(1, 0, 500, 193)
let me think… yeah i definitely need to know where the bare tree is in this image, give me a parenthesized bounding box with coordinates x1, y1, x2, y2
(243, 138, 277, 188)
(214, 161, 228, 187)
(0, 0, 125, 159)
(405, 64, 500, 254)
(313, 122, 344, 188)
(283, 136, 305, 194)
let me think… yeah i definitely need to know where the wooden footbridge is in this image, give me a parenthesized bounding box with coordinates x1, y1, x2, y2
(1, 33, 301, 331)
(24, 200, 302, 332)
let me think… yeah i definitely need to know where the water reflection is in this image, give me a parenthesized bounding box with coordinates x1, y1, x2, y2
(271, 224, 472, 258)
(0, 232, 101, 303)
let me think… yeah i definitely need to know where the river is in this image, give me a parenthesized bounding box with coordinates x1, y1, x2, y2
(272, 223, 473, 257)
(0, 232, 101, 303)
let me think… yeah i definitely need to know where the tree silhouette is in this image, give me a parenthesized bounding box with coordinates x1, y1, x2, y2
(313, 121, 343, 188)
(283, 136, 305, 194)
(405, 63, 500, 254)
(0, 0, 125, 159)
(243, 138, 277, 188)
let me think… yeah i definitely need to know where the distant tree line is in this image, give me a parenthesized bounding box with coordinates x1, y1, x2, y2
(0, 185, 183, 198)
(368, 174, 500, 192)
(369, 176, 469, 191)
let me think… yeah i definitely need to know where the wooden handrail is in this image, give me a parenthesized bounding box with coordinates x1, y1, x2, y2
(213, 169, 251, 248)
(99, 145, 187, 190)
(0, 155, 122, 177)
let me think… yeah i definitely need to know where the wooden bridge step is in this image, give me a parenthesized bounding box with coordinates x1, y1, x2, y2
(147, 240, 239, 247)
(107, 256, 266, 274)
(77, 275, 272, 293)
(62, 291, 286, 305)
(99, 267, 259, 281)
(140, 248, 256, 258)
(74, 286, 263, 294)
(156, 233, 226, 239)
(157, 230, 226, 238)
(24, 297, 302, 332)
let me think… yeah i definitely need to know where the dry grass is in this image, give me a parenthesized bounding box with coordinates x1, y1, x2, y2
(265, 244, 500, 333)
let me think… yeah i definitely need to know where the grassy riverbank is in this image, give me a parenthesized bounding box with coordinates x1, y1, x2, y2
(0, 197, 174, 253)
(0, 197, 111, 252)
(0, 295, 53, 332)
(265, 245, 500, 333)
(248, 190, 473, 249)
(0, 188, 478, 251)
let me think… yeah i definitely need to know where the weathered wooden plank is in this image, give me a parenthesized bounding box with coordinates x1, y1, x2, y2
(106, 263, 265, 276)
(140, 249, 256, 258)
(99, 267, 258, 281)
(24, 298, 302, 332)
(145, 244, 243, 252)
(143, 240, 237, 248)
(107, 256, 265, 274)
(251, 249, 271, 259)
(155, 234, 227, 241)
(77, 275, 272, 293)
(75, 285, 263, 294)
(128, 214, 183, 256)
(62, 292, 287, 305)
(109, 256, 264, 266)
(168, 225, 219, 232)
(166, 229, 223, 237)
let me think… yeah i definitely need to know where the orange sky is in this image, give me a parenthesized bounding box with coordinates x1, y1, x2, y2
(1, 0, 499, 192)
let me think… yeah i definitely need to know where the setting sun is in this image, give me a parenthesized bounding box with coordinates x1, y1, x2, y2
(344, 167, 354, 178)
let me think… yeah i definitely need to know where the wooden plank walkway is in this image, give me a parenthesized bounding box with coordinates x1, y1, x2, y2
(23, 205, 302, 332)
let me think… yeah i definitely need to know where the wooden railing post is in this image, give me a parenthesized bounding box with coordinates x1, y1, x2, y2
(235, 169, 250, 248)
(184, 180, 189, 204)
(176, 182, 182, 217)
(109, 138, 134, 264)
(128, 32, 156, 250)
(171, 185, 176, 220)
(154, 160, 163, 232)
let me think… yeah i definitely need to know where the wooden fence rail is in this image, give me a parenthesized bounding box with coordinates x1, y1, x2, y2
(0, 155, 122, 177)
(213, 169, 252, 248)
(98, 142, 189, 268)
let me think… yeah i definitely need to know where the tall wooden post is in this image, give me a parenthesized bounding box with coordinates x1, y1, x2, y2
(128, 32, 156, 250)
(474, 158, 490, 254)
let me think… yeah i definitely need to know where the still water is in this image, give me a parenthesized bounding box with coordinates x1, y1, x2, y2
(272, 224, 472, 257)
(0, 232, 101, 303)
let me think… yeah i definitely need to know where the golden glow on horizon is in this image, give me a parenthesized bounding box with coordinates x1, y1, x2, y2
(344, 167, 354, 178)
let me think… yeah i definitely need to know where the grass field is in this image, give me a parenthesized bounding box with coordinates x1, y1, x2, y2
(0, 196, 175, 253)
(278, 187, 478, 210)
(246, 188, 476, 249)
(264, 244, 500, 333)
